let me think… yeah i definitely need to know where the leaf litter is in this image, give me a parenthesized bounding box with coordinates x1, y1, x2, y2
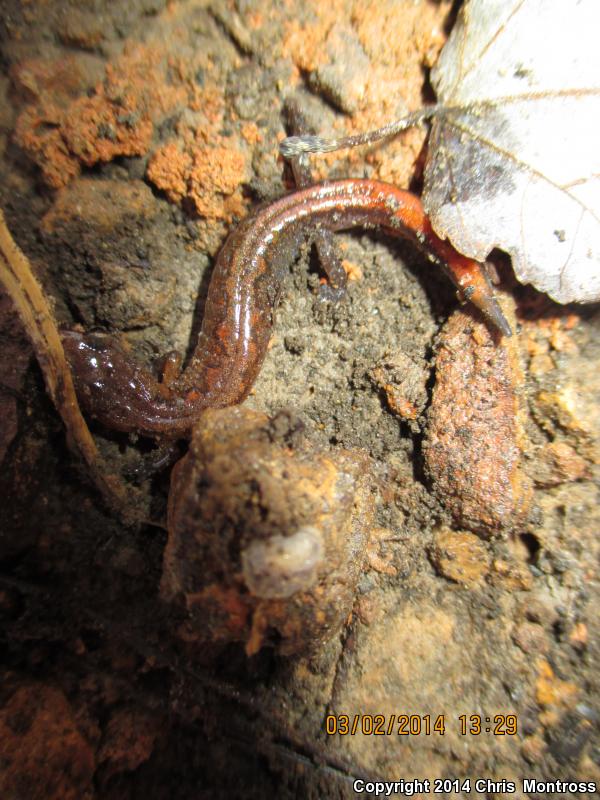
(423, 0, 600, 303)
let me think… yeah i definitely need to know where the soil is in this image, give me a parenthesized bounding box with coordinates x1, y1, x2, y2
(0, 1, 599, 798)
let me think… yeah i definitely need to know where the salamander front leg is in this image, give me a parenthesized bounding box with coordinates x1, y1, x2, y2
(283, 100, 348, 300)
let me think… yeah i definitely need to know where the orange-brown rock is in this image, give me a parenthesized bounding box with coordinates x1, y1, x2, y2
(423, 303, 533, 535)
(162, 406, 374, 655)
(147, 140, 250, 222)
(512, 621, 549, 655)
(430, 527, 490, 588)
(534, 440, 590, 487)
(13, 44, 186, 189)
(536, 659, 578, 710)
(369, 351, 428, 423)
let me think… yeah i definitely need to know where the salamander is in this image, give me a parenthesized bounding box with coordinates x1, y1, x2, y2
(62, 179, 511, 438)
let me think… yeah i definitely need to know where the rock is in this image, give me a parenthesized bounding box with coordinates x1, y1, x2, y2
(536, 659, 578, 710)
(430, 527, 490, 588)
(512, 621, 549, 655)
(369, 351, 428, 423)
(534, 440, 590, 487)
(424, 302, 533, 535)
(310, 24, 370, 113)
(161, 406, 374, 655)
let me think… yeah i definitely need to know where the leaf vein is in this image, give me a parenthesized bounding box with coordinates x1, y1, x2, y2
(559, 207, 585, 293)
(441, 117, 600, 228)
(451, 0, 527, 95)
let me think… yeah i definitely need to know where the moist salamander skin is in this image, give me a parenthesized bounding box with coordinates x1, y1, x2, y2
(62, 179, 509, 438)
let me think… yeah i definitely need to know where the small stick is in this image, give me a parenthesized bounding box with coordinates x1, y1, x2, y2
(0, 209, 133, 518)
(280, 105, 442, 159)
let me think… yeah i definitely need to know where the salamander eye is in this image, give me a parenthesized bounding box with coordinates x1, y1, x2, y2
(240, 526, 324, 599)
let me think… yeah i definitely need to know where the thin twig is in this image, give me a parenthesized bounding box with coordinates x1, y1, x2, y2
(279, 105, 442, 158)
(0, 209, 132, 518)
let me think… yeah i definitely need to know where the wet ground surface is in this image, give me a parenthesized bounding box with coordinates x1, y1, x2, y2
(0, 1, 599, 798)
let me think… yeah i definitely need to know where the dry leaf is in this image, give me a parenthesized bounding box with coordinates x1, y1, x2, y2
(423, 0, 600, 303)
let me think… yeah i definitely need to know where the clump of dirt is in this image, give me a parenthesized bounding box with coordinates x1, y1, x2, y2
(424, 299, 533, 535)
(13, 43, 186, 188)
(147, 138, 250, 222)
